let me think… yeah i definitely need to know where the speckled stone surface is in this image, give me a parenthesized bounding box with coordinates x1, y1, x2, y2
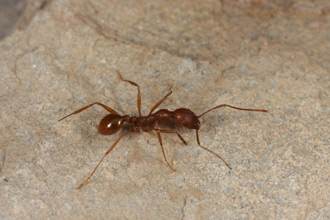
(0, 0, 329, 219)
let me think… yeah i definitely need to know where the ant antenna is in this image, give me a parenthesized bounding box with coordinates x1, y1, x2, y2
(198, 104, 268, 118)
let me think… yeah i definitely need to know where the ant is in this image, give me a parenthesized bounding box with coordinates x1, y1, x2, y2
(59, 70, 268, 189)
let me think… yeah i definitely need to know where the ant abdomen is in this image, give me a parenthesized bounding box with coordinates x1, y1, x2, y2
(173, 108, 200, 130)
(98, 114, 124, 135)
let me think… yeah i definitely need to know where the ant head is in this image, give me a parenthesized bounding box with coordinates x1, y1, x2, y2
(98, 114, 124, 135)
(173, 108, 200, 130)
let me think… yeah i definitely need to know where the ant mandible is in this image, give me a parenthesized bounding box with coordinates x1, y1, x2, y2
(59, 70, 268, 189)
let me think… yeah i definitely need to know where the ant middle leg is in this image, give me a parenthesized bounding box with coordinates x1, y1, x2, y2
(117, 70, 142, 116)
(156, 131, 176, 171)
(58, 102, 120, 122)
(154, 128, 188, 171)
(195, 129, 232, 170)
(153, 128, 187, 145)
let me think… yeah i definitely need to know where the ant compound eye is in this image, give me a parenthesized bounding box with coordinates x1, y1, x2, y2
(98, 114, 123, 135)
(183, 121, 189, 126)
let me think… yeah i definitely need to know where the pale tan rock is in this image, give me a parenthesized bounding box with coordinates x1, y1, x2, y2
(0, 0, 329, 219)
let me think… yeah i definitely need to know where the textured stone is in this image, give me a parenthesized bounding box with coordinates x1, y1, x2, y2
(0, 0, 329, 219)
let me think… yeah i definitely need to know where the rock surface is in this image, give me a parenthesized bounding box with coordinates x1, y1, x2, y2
(0, 0, 329, 219)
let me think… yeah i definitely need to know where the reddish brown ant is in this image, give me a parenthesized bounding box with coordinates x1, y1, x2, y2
(59, 70, 268, 189)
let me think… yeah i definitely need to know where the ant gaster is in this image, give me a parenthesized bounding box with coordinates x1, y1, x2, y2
(59, 70, 268, 189)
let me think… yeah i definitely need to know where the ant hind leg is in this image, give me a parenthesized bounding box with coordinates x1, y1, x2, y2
(77, 132, 127, 189)
(58, 102, 120, 122)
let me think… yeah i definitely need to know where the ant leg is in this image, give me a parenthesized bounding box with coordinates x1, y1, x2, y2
(195, 129, 232, 170)
(153, 128, 187, 145)
(77, 132, 126, 189)
(156, 131, 176, 171)
(117, 70, 142, 116)
(58, 102, 120, 122)
(148, 89, 172, 115)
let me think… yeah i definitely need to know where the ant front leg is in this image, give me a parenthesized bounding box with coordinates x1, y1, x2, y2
(58, 102, 120, 122)
(148, 89, 172, 115)
(117, 70, 142, 117)
(195, 129, 232, 170)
